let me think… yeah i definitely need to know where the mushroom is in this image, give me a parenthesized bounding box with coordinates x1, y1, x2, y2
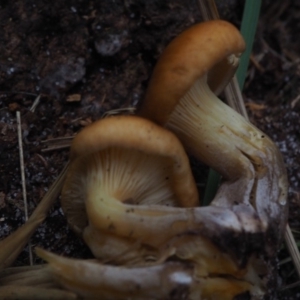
(37, 20, 288, 299)
(138, 19, 288, 226)
(138, 20, 249, 181)
(53, 114, 267, 297)
(37, 247, 259, 300)
(38, 166, 268, 299)
(61, 115, 199, 262)
(137, 19, 288, 295)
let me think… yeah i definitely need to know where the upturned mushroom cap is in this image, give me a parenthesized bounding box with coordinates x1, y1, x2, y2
(61, 115, 198, 250)
(139, 20, 245, 124)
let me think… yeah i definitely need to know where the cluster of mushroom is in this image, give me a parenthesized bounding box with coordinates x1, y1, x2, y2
(38, 20, 288, 299)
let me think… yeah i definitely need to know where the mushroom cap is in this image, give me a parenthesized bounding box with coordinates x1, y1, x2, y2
(62, 115, 199, 234)
(70, 115, 192, 166)
(138, 20, 245, 124)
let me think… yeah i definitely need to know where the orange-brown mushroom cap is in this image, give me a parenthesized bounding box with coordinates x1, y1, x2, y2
(139, 20, 245, 124)
(70, 115, 194, 172)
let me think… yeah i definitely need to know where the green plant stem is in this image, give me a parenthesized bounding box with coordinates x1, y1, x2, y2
(202, 169, 220, 206)
(236, 0, 262, 90)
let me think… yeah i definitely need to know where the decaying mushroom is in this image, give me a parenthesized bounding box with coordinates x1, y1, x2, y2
(61, 115, 199, 262)
(36, 20, 288, 300)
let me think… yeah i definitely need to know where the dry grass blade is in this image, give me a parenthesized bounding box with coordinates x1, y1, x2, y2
(0, 265, 61, 291)
(197, 0, 219, 20)
(41, 136, 74, 152)
(16, 111, 29, 222)
(0, 162, 69, 270)
(0, 265, 44, 277)
(0, 267, 54, 287)
(281, 280, 300, 291)
(29, 94, 41, 112)
(0, 286, 77, 299)
(16, 111, 33, 266)
(101, 107, 136, 118)
(284, 224, 300, 278)
(224, 76, 249, 119)
(41, 108, 136, 152)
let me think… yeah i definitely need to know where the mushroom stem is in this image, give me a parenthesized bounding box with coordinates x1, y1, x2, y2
(36, 248, 259, 300)
(166, 75, 288, 237)
(167, 75, 264, 181)
(85, 180, 263, 249)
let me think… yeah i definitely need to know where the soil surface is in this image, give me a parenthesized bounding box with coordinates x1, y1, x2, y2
(0, 0, 300, 299)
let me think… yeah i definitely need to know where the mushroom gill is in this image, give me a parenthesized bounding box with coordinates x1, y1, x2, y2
(61, 115, 199, 262)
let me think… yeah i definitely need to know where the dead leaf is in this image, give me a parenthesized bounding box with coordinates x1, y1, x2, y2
(246, 102, 267, 111)
(66, 94, 81, 102)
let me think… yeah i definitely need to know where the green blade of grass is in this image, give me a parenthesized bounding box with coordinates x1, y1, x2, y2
(202, 169, 220, 206)
(236, 0, 262, 90)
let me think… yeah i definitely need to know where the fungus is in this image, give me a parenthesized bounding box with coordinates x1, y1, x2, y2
(139, 20, 249, 181)
(138, 20, 288, 226)
(37, 21, 288, 299)
(37, 247, 259, 300)
(137, 19, 288, 296)
(61, 115, 199, 261)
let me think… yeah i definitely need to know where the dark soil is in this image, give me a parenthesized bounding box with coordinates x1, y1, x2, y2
(0, 0, 300, 299)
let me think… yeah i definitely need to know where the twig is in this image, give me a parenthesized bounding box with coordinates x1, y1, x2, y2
(0, 91, 38, 97)
(16, 111, 28, 220)
(197, 0, 219, 20)
(250, 54, 266, 73)
(16, 111, 33, 266)
(281, 280, 300, 291)
(101, 107, 136, 118)
(41, 145, 72, 152)
(41, 136, 75, 143)
(30, 94, 41, 112)
(41, 136, 74, 152)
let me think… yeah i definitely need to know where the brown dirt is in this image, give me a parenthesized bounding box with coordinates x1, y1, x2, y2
(0, 0, 300, 299)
